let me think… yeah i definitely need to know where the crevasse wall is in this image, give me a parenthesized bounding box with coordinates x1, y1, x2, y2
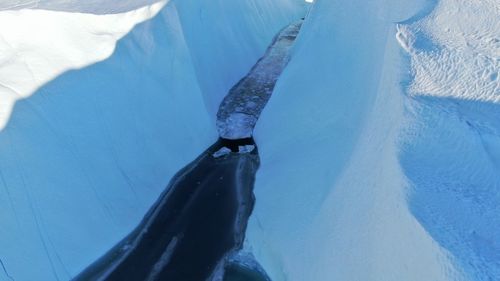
(174, 0, 306, 116)
(250, 0, 473, 280)
(0, 1, 305, 280)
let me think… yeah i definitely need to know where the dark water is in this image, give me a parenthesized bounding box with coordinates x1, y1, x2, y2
(74, 139, 259, 281)
(223, 263, 270, 281)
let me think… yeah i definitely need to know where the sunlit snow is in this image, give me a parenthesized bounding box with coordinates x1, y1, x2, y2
(0, 1, 166, 129)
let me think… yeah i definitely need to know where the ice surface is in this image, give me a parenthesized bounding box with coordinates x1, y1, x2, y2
(217, 21, 302, 139)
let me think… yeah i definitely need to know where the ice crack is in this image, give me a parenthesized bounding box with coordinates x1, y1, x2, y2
(0, 257, 14, 281)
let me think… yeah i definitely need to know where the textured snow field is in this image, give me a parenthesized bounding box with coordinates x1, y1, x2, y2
(398, 0, 500, 279)
(0, 1, 304, 280)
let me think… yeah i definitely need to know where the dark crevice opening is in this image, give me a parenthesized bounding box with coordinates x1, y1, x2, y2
(217, 138, 256, 153)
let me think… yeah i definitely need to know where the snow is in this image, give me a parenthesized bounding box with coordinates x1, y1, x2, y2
(397, 0, 499, 103)
(248, 0, 499, 280)
(0, 2, 166, 130)
(0, 0, 305, 280)
(0, 0, 164, 14)
(398, 0, 500, 279)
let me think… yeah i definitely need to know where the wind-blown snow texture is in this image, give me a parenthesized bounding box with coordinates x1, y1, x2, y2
(0, 1, 304, 280)
(249, 0, 499, 280)
(398, 0, 500, 279)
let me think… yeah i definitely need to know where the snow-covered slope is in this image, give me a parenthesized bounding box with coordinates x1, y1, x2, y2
(0, 1, 304, 280)
(249, 0, 499, 280)
(398, 0, 500, 279)
(0, 0, 162, 14)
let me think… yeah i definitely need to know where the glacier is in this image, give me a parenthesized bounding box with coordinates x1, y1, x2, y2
(0, 0, 499, 280)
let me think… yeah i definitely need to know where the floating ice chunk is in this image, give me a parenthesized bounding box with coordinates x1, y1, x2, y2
(213, 147, 232, 158)
(238, 145, 255, 154)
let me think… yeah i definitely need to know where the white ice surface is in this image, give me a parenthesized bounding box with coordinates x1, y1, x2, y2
(249, 0, 498, 280)
(0, 0, 305, 280)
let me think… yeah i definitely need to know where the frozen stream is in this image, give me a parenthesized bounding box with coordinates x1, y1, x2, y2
(74, 20, 303, 281)
(217, 21, 303, 140)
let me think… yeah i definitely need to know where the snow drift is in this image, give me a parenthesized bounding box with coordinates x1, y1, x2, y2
(398, 0, 500, 279)
(249, 0, 499, 280)
(0, 1, 304, 280)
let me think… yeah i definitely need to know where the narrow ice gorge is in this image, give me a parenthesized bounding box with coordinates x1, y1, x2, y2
(73, 19, 305, 281)
(0, 0, 499, 280)
(0, 1, 305, 280)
